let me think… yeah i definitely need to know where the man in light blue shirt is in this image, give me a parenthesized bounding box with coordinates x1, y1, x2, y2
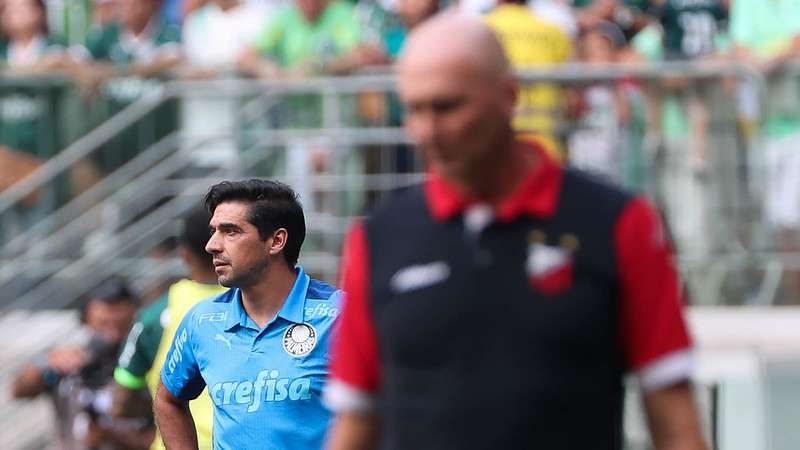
(155, 179, 341, 450)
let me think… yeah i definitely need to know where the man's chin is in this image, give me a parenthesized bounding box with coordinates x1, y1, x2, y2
(431, 159, 462, 177)
(438, 164, 472, 186)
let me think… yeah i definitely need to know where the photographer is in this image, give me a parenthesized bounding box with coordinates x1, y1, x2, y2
(10, 277, 153, 450)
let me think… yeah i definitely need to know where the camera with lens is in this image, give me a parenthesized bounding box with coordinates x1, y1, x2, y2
(76, 335, 119, 418)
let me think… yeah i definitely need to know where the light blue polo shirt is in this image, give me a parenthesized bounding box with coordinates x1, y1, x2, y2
(161, 267, 342, 450)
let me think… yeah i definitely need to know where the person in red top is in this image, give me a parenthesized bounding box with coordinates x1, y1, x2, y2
(324, 11, 708, 450)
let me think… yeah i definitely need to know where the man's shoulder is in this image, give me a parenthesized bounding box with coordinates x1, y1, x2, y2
(367, 183, 427, 217)
(197, 288, 236, 308)
(304, 278, 342, 325)
(138, 293, 169, 326)
(359, 184, 432, 237)
(564, 166, 632, 197)
(560, 167, 636, 217)
(181, 289, 236, 325)
(167, 279, 228, 305)
(306, 278, 340, 303)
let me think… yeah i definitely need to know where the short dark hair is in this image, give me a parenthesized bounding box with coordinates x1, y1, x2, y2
(180, 206, 213, 267)
(204, 179, 306, 267)
(80, 276, 137, 322)
(87, 276, 135, 303)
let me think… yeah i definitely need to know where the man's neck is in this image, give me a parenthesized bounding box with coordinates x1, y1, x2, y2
(240, 263, 297, 328)
(464, 137, 537, 205)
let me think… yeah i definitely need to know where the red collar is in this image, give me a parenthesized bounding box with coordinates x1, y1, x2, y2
(424, 142, 563, 223)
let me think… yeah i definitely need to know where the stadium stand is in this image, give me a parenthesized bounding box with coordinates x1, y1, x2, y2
(3, 0, 800, 448)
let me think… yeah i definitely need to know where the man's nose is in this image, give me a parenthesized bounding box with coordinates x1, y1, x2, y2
(409, 110, 437, 145)
(205, 233, 220, 254)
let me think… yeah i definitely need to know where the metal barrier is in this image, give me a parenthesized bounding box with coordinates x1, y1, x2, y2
(0, 74, 408, 307)
(6, 61, 800, 308)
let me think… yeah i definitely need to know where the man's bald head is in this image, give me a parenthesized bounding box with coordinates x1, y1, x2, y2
(398, 11, 511, 82)
(395, 10, 518, 188)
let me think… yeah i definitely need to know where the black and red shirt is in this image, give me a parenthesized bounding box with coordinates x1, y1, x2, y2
(325, 143, 692, 450)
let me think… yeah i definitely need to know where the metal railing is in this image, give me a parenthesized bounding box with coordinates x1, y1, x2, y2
(6, 60, 800, 308)
(0, 73, 413, 307)
(0, 62, 763, 217)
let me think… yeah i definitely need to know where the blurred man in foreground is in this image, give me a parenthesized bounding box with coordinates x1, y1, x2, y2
(111, 207, 225, 450)
(11, 278, 150, 450)
(324, 12, 708, 450)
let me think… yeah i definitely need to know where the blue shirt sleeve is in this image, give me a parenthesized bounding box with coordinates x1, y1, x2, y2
(160, 306, 206, 400)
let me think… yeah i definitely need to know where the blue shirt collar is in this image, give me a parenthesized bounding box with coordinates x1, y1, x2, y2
(278, 266, 310, 324)
(223, 267, 310, 331)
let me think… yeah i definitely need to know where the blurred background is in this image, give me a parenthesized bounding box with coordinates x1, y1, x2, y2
(1, 0, 800, 448)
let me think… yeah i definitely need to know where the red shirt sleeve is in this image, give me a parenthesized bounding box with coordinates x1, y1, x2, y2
(615, 196, 692, 371)
(330, 220, 381, 393)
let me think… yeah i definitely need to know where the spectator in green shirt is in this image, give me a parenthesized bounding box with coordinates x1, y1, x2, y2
(78, 0, 181, 97)
(74, 0, 182, 174)
(238, 0, 380, 78)
(237, 0, 381, 218)
(0, 0, 76, 220)
(0, 0, 70, 158)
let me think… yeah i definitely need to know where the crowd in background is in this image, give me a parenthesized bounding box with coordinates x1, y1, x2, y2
(3, 0, 800, 254)
(0, 0, 796, 179)
(5, 1, 800, 448)
(2, 0, 800, 271)
(0, 0, 795, 186)
(1, 0, 800, 273)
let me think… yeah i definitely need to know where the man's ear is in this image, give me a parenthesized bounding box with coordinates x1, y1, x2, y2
(268, 228, 289, 256)
(502, 75, 519, 117)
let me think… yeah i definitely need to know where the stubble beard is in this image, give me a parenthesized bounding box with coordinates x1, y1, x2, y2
(219, 259, 270, 289)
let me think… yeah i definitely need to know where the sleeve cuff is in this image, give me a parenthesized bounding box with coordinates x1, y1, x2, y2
(160, 369, 187, 400)
(637, 349, 694, 392)
(323, 379, 377, 414)
(114, 367, 147, 390)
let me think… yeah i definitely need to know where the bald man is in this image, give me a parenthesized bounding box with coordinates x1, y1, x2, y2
(324, 12, 708, 450)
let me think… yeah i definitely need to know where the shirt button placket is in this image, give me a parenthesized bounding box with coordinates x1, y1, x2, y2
(464, 204, 494, 268)
(249, 329, 262, 354)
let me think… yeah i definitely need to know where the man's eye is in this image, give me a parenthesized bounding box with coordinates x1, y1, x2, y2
(433, 100, 461, 113)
